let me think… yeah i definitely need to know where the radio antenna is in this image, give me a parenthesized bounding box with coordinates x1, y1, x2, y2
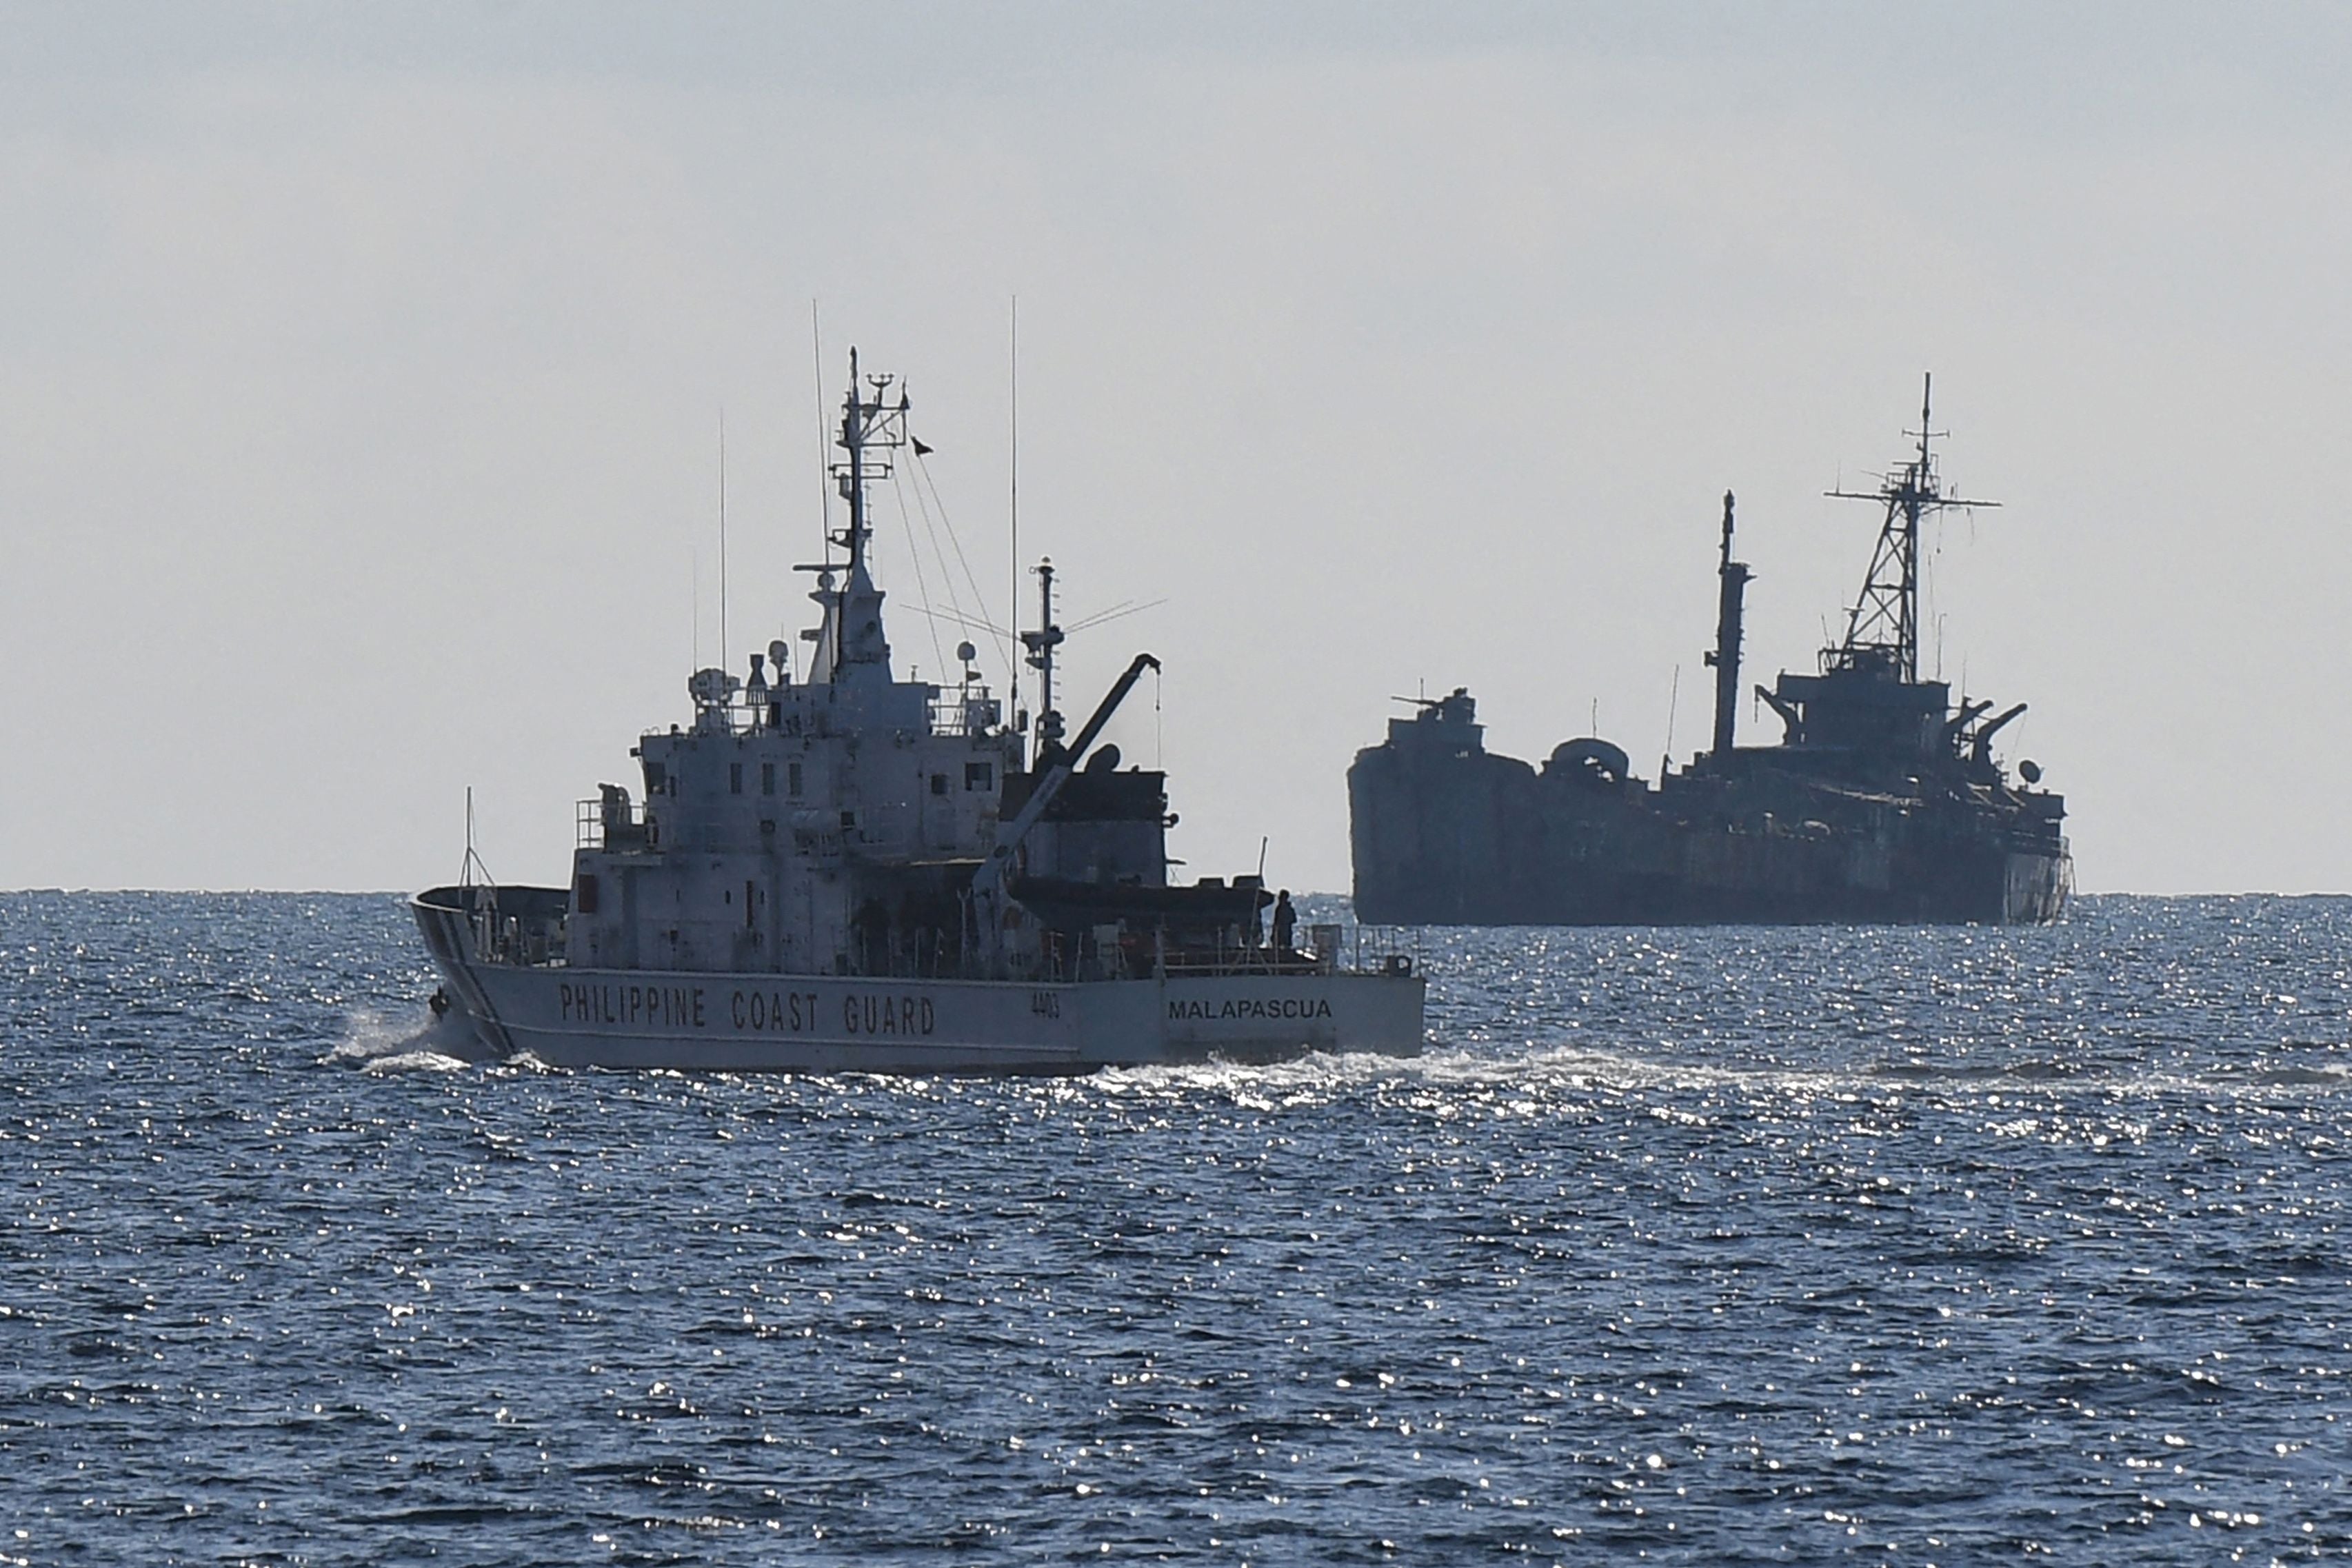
(459, 786, 495, 890)
(1009, 294, 1021, 735)
(811, 301, 830, 555)
(1662, 662, 1680, 776)
(717, 408, 729, 666)
(1824, 372, 1999, 683)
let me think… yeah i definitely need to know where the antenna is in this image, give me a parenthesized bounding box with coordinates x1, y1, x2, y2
(811, 301, 830, 553)
(1919, 370, 1933, 474)
(1063, 597, 1167, 636)
(807, 346, 911, 679)
(1823, 372, 1998, 683)
(1662, 663, 1680, 776)
(459, 787, 494, 890)
(1022, 556, 1065, 761)
(1009, 295, 1021, 732)
(717, 408, 728, 667)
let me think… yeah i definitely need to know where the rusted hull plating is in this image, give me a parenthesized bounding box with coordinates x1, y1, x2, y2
(1349, 752, 2071, 927)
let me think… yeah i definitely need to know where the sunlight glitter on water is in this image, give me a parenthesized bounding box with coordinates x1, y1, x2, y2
(2, 892, 2349, 1562)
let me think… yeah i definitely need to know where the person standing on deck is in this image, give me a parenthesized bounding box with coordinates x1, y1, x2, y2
(1271, 890, 1297, 956)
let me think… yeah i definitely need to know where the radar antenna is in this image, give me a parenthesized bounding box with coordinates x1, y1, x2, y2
(795, 348, 912, 682)
(1822, 373, 1999, 683)
(1010, 559, 1163, 769)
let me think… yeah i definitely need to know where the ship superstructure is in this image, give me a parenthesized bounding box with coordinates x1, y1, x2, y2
(1349, 379, 2071, 925)
(416, 350, 1423, 1071)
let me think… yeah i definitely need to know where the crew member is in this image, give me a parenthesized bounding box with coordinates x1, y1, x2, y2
(1271, 889, 1296, 956)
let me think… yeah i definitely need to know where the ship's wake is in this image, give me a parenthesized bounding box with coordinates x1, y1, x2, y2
(325, 1007, 501, 1073)
(1097, 1033, 2352, 1107)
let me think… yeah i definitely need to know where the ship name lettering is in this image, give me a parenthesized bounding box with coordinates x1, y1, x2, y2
(1167, 997, 1334, 1021)
(561, 982, 704, 1029)
(843, 992, 936, 1036)
(732, 989, 822, 1033)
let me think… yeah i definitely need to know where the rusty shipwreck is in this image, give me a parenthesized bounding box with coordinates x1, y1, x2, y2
(1349, 379, 2072, 925)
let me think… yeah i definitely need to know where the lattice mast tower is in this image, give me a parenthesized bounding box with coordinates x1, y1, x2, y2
(1822, 373, 1998, 683)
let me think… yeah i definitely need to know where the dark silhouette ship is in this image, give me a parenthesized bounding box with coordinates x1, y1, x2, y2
(1349, 379, 2071, 925)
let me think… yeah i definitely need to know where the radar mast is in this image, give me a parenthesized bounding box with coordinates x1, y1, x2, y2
(812, 347, 912, 683)
(1823, 373, 1998, 683)
(1021, 557, 1065, 765)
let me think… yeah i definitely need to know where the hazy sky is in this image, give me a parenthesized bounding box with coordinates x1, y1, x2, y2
(6, 3, 2349, 894)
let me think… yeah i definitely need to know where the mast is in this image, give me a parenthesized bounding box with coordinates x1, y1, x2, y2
(1705, 490, 1750, 761)
(1021, 556, 1065, 762)
(838, 348, 869, 673)
(1009, 297, 1021, 739)
(717, 410, 728, 667)
(845, 350, 866, 574)
(812, 347, 910, 683)
(1824, 372, 1998, 683)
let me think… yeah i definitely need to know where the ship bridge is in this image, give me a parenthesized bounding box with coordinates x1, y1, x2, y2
(545, 348, 1277, 984)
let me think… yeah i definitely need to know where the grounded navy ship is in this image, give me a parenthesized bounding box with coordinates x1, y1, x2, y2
(1350, 379, 2071, 925)
(416, 349, 1423, 1072)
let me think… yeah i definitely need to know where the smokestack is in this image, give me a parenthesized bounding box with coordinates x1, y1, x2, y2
(1707, 490, 1751, 763)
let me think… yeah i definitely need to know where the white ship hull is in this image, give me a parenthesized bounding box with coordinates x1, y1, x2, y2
(412, 348, 1431, 1074)
(416, 896, 1423, 1074)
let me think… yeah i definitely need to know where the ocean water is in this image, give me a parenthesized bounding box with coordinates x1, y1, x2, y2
(3, 892, 2349, 1565)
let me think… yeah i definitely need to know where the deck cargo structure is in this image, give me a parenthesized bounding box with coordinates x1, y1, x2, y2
(1350, 379, 2071, 926)
(416, 348, 1423, 1072)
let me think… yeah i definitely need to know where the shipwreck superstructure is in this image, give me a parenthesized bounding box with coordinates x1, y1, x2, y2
(1350, 379, 2071, 925)
(416, 350, 1423, 1071)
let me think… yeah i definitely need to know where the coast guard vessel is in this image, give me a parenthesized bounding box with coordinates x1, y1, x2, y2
(415, 350, 1424, 1072)
(1349, 378, 2071, 925)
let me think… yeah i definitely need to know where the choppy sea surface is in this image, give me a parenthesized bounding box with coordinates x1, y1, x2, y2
(3, 892, 2349, 1565)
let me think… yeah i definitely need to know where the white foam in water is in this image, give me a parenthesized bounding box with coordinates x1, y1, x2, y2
(359, 1048, 470, 1074)
(326, 1007, 498, 1071)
